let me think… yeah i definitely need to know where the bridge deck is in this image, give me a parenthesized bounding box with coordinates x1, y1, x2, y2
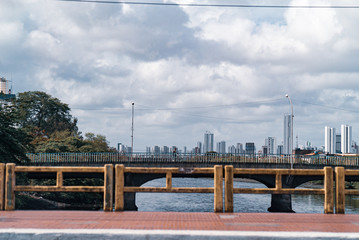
(1, 211, 359, 239)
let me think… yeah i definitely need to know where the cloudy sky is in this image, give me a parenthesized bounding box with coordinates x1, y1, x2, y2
(1, 0, 359, 152)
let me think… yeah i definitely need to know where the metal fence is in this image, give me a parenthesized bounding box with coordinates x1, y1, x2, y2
(25, 152, 359, 166)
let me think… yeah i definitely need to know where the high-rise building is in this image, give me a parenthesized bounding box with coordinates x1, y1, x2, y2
(153, 146, 160, 156)
(336, 134, 341, 154)
(262, 146, 269, 156)
(265, 137, 276, 155)
(236, 143, 244, 154)
(197, 141, 202, 154)
(228, 145, 236, 154)
(324, 126, 336, 154)
(245, 142, 256, 155)
(203, 131, 214, 153)
(341, 125, 352, 154)
(216, 141, 226, 154)
(146, 146, 151, 154)
(162, 146, 169, 154)
(277, 145, 284, 155)
(284, 114, 292, 155)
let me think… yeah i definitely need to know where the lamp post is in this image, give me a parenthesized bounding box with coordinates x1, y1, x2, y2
(131, 102, 134, 160)
(285, 94, 294, 169)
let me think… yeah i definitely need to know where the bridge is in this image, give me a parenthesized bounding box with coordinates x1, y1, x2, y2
(25, 152, 359, 168)
(2, 153, 357, 213)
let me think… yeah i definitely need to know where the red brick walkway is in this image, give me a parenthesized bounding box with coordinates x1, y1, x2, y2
(0, 211, 359, 233)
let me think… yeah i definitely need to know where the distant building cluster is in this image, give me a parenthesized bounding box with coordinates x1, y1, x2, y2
(325, 125, 357, 154)
(118, 102, 357, 156)
(134, 117, 358, 156)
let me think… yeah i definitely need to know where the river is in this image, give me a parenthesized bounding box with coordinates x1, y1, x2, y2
(136, 178, 359, 213)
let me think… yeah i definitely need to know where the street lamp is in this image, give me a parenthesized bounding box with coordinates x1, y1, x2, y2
(285, 94, 294, 169)
(131, 102, 134, 160)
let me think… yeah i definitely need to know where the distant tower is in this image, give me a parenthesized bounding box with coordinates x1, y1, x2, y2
(324, 126, 336, 154)
(236, 143, 243, 154)
(203, 131, 214, 153)
(216, 141, 226, 154)
(245, 142, 256, 155)
(265, 137, 276, 155)
(0, 77, 8, 94)
(283, 114, 292, 154)
(197, 141, 202, 154)
(341, 125, 352, 154)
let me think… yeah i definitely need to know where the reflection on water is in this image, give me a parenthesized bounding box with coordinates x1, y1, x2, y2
(136, 178, 359, 213)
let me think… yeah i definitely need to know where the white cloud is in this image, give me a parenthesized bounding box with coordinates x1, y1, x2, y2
(1, 0, 359, 151)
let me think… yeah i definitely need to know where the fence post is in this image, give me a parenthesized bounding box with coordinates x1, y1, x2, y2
(103, 164, 113, 211)
(335, 167, 345, 214)
(5, 163, 15, 211)
(224, 165, 233, 213)
(324, 167, 334, 214)
(0, 163, 5, 210)
(214, 165, 223, 212)
(115, 164, 125, 211)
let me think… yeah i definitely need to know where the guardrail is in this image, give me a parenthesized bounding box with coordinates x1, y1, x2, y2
(335, 167, 359, 214)
(2, 163, 114, 211)
(25, 152, 359, 166)
(0, 164, 358, 213)
(114, 164, 223, 212)
(224, 166, 334, 214)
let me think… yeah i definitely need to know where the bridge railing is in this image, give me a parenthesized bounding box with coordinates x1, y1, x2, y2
(2, 163, 114, 211)
(114, 164, 224, 212)
(224, 166, 334, 214)
(335, 167, 359, 214)
(25, 152, 359, 166)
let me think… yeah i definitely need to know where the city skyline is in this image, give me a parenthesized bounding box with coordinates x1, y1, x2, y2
(119, 121, 358, 154)
(1, 1, 359, 152)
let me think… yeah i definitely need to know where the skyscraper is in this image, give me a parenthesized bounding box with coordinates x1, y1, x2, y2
(324, 126, 336, 154)
(341, 125, 352, 154)
(197, 141, 202, 154)
(203, 131, 214, 153)
(265, 137, 276, 155)
(284, 114, 292, 155)
(236, 143, 243, 154)
(245, 142, 256, 155)
(216, 141, 226, 154)
(336, 134, 341, 154)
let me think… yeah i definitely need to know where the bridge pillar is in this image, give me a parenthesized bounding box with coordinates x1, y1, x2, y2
(268, 194, 294, 213)
(268, 175, 294, 213)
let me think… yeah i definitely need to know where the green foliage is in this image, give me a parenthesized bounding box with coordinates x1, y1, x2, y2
(0, 105, 31, 163)
(34, 130, 115, 153)
(10, 91, 78, 137)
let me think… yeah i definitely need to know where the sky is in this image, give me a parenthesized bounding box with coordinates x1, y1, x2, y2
(1, 0, 359, 152)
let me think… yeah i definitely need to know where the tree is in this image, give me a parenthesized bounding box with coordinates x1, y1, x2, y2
(80, 133, 114, 152)
(0, 106, 31, 163)
(10, 91, 78, 137)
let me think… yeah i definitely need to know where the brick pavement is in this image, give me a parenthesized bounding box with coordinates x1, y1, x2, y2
(0, 211, 359, 239)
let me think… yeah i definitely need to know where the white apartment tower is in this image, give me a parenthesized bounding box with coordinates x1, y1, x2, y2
(265, 137, 276, 155)
(324, 126, 336, 154)
(341, 125, 352, 154)
(216, 141, 226, 154)
(203, 131, 214, 153)
(283, 114, 292, 155)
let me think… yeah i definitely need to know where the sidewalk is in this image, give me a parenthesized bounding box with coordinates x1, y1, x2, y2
(0, 211, 359, 239)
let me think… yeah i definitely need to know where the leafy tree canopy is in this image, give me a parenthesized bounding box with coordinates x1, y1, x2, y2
(34, 130, 115, 153)
(0, 105, 32, 163)
(9, 91, 78, 137)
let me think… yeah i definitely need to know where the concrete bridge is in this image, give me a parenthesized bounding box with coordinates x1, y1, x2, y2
(25, 152, 359, 169)
(5, 153, 359, 213)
